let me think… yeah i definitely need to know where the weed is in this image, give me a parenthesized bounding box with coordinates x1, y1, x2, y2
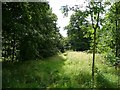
(2, 51, 118, 88)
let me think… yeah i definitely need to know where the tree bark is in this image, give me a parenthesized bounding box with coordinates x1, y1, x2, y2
(115, 2, 119, 58)
(92, 27, 96, 85)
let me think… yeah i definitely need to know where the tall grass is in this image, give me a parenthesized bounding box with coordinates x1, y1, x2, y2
(2, 51, 119, 88)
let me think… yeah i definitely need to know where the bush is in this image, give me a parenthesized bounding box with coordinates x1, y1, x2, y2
(104, 50, 116, 65)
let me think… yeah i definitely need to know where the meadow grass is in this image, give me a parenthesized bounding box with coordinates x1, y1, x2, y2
(2, 51, 119, 88)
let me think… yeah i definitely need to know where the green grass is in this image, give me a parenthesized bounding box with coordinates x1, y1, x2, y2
(2, 51, 119, 88)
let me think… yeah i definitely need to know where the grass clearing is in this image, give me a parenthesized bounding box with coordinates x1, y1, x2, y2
(2, 51, 119, 88)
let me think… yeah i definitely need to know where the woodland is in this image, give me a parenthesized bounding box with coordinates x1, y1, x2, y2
(2, 1, 120, 88)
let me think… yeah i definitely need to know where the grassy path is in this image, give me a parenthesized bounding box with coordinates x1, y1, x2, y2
(2, 51, 118, 88)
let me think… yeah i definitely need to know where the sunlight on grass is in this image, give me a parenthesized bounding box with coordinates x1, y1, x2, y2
(2, 51, 118, 88)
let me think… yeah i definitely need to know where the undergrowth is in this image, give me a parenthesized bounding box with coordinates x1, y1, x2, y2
(2, 51, 119, 88)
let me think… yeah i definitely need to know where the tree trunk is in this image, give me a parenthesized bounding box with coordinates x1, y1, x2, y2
(12, 32, 15, 62)
(92, 27, 96, 86)
(115, 2, 119, 58)
(115, 19, 118, 57)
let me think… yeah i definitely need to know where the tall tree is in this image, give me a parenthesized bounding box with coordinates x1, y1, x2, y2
(114, 2, 120, 58)
(61, 0, 107, 87)
(65, 10, 91, 51)
(97, 1, 120, 62)
(2, 2, 62, 61)
(86, 1, 102, 85)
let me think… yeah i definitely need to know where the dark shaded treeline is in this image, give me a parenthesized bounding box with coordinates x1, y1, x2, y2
(2, 2, 120, 63)
(2, 2, 64, 61)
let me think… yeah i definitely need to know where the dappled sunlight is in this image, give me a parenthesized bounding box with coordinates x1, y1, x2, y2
(67, 51, 92, 61)
(2, 1, 120, 89)
(2, 51, 119, 88)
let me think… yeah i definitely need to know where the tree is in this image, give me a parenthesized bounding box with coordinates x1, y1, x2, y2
(2, 2, 62, 61)
(65, 10, 91, 51)
(96, 1, 120, 63)
(114, 2, 120, 58)
(61, 0, 107, 87)
(86, 1, 103, 85)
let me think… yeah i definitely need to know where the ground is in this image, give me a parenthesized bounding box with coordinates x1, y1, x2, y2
(2, 51, 119, 88)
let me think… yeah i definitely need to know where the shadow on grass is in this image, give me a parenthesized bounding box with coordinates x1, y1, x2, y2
(75, 71, 92, 88)
(95, 70, 118, 88)
(2, 53, 118, 88)
(2, 54, 66, 88)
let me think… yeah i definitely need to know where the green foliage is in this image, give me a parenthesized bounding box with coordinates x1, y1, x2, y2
(2, 51, 118, 88)
(2, 1, 120, 88)
(96, 1, 120, 64)
(65, 10, 91, 51)
(2, 2, 62, 61)
(104, 50, 116, 65)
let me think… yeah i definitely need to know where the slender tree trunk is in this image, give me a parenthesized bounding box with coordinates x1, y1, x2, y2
(115, 19, 118, 57)
(12, 32, 15, 62)
(92, 27, 96, 86)
(115, 2, 119, 58)
(89, 2, 100, 87)
(4, 42, 7, 61)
